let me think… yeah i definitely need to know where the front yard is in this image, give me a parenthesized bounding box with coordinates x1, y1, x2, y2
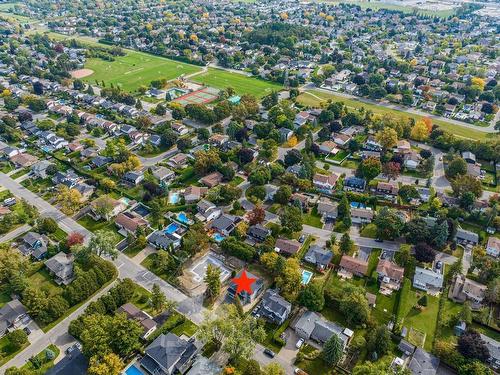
(77, 216, 123, 245)
(302, 207, 322, 229)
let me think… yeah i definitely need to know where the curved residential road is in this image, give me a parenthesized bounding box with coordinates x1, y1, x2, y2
(0, 172, 207, 370)
(301, 84, 497, 133)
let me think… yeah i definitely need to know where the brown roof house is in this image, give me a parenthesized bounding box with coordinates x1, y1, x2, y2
(338, 255, 368, 279)
(275, 238, 301, 257)
(376, 259, 404, 294)
(10, 153, 38, 168)
(167, 153, 189, 169)
(183, 186, 208, 203)
(200, 171, 223, 188)
(115, 212, 148, 236)
(449, 274, 487, 309)
(117, 303, 157, 339)
(376, 181, 399, 196)
(351, 207, 374, 224)
(313, 173, 339, 193)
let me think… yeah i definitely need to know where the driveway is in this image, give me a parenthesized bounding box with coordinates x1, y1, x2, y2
(253, 343, 296, 375)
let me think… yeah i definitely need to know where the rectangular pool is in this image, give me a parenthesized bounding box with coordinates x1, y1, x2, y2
(164, 222, 179, 235)
(301, 269, 313, 285)
(125, 365, 144, 375)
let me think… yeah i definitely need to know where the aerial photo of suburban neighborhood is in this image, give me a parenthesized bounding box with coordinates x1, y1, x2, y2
(0, 0, 498, 374)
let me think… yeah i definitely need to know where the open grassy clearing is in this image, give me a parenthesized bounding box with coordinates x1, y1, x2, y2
(298, 90, 493, 141)
(191, 68, 282, 98)
(318, 0, 456, 18)
(84, 53, 202, 93)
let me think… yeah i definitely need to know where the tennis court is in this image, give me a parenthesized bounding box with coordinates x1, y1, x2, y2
(173, 87, 220, 106)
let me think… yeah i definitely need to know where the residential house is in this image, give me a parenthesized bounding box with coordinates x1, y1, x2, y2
(9, 151, 38, 168)
(90, 156, 112, 169)
(294, 311, 352, 349)
(351, 207, 374, 224)
(408, 348, 440, 375)
(343, 176, 366, 192)
(147, 230, 181, 250)
(1, 146, 21, 158)
(140, 333, 200, 375)
(171, 123, 189, 136)
(122, 170, 144, 186)
(338, 255, 368, 278)
(209, 134, 229, 147)
(275, 238, 301, 257)
(209, 214, 240, 236)
(304, 245, 333, 271)
(227, 269, 264, 304)
(398, 339, 416, 356)
(318, 141, 338, 155)
(404, 151, 422, 170)
(278, 127, 293, 143)
(413, 267, 443, 294)
(52, 170, 80, 188)
(46, 346, 88, 375)
(152, 166, 175, 186)
(89, 197, 127, 220)
(481, 334, 500, 370)
(17, 231, 48, 260)
(74, 182, 95, 202)
(376, 181, 399, 196)
(183, 186, 208, 203)
(486, 237, 500, 258)
(45, 252, 75, 285)
(291, 193, 310, 211)
(0, 300, 29, 338)
(254, 289, 292, 325)
(31, 160, 53, 179)
(466, 163, 481, 178)
(200, 171, 223, 188)
(117, 303, 157, 339)
(168, 153, 189, 169)
(449, 274, 487, 309)
(195, 200, 221, 222)
(115, 212, 148, 236)
(317, 198, 338, 221)
(247, 224, 271, 242)
(264, 184, 278, 201)
(332, 133, 351, 148)
(376, 259, 404, 294)
(455, 228, 479, 246)
(313, 173, 339, 193)
(462, 151, 476, 164)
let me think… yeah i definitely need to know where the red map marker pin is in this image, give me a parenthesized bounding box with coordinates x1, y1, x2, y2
(231, 269, 256, 295)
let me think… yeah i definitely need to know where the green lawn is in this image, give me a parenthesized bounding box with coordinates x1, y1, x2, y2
(77, 215, 123, 245)
(360, 223, 378, 238)
(10, 168, 29, 179)
(302, 207, 322, 228)
(170, 319, 198, 337)
(28, 269, 64, 297)
(402, 293, 439, 351)
(295, 344, 331, 375)
(366, 248, 382, 277)
(0, 335, 29, 366)
(0, 289, 10, 308)
(191, 68, 282, 98)
(297, 90, 493, 141)
(84, 52, 202, 92)
(130, 283, 154, 315)
(141, 253, 170, 283)
(229, 176, 244, 187)
(20, 344, 60, 374)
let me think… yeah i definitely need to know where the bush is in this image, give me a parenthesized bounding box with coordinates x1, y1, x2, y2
(8, 329, 28, 350)
(418, 295, 428, 307)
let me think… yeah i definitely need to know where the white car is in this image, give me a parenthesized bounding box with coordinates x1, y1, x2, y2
(296, 338, 304, 349)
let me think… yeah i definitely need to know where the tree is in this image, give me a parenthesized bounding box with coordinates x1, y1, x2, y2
(22, 287, 47, 318)
(87, 230, 118, 259)
(376, 128, 398, 150)
(194, 149, 221, 175)
(359, 157, 381, 181)
(247, 206, 266, 226)
(451, 175, 483, 199)
(204, 264, 221, 299)
(446, 157, 467, 179)
(92, 195, 115, 220)
(299, 281, 325, 311)
(383, 161, 401, 181)
(366, 325, 390, 357)
(182, 223, 210, 255)
(274, 186, 292, 205)
(458, 360, 493, 375)
(276, 258, 302, 301)
(55, 186, 82, 215)
(374, 207, 404, 240)
(37, 217, 58, 234)
(284, 149, 302, 167)
(458, 329, 490, 361)
(198, 305, 265, 361)
(322, 334, 343, 365)
(7, 330, 27, 350)
(279, 206, 302, 233)
(88, 353, 124, 375)
(410, 120, 430, 141)
(485, 278, 500, 304)
(414, 242, 435, 263)
(249, 167, 271, 185)
(339, 233, 354, 254)
(151, 283, 167, 313)
(430, 220, 449, 249)
(67, 232, 84, 248)
(353, 358, 411, 375)
(337, 284, 370, 326)
(262, 363, 285, 375)
(459, 301, 473, 324)
(338, 194, 350, 221)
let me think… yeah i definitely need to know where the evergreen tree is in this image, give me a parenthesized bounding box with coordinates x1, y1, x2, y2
(322, 334, 343, 365)
(151, 283, 166, 313)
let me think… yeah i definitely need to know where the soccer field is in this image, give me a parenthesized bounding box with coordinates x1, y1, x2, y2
(83, 51, 202, 92)
(191, 68, 282, 98)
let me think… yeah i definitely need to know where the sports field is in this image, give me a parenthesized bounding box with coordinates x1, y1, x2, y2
(83, 51, 202, 92)
(297, 89, 494, 141)
(191, 68, 282, 98)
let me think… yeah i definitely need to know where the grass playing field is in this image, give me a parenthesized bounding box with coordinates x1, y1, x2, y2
(297, 90, 494, 141)
(191, 67, 282, 98)
(83, 51, 202, 92)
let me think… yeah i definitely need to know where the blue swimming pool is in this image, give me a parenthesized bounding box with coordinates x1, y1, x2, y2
(301, 270, 313, 285)
(164, 222, 179, 235)
(212, 233, 225, 242)
(177, 212, 191, 224)
(125, 365, 144, 375)
(169, 192, 180, 204)
(350, 202, 366, 209)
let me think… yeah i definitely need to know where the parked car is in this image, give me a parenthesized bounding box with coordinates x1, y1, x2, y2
(23, 327, 31, 335)
(296, 338, 304, 349)
(263, 348, 275, 358)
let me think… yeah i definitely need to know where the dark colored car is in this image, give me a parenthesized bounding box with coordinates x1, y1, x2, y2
(264, 348, 275, 358)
